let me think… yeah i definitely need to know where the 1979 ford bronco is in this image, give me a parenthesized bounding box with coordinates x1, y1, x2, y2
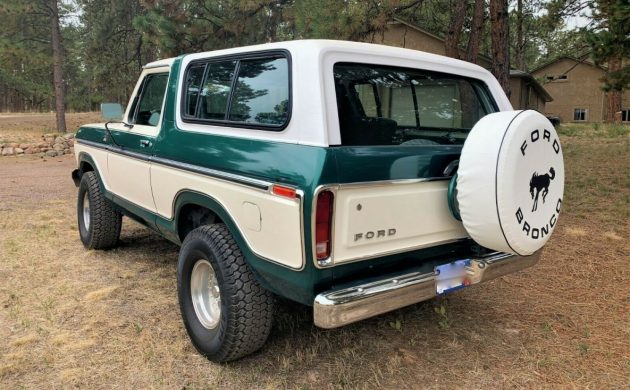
(72, 40, 564, 362)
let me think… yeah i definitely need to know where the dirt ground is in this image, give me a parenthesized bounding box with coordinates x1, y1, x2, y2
(0, 114, 628, 388)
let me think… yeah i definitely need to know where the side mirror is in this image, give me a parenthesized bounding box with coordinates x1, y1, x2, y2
(101, 103, 124, 121)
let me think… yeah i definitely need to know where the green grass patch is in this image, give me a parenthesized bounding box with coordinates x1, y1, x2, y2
(607, 123, 630, 137)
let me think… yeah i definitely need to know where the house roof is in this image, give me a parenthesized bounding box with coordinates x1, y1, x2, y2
(510, 70, 553, 102)
(389, 17, 494, 64)
(389, 18, 552, 102)
(530, 55, 605, 74)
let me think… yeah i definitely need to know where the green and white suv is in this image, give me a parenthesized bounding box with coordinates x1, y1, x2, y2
(72, 40, 564, 362)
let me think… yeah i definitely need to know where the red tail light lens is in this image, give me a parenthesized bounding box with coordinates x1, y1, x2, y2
(315, 190, 334, 260)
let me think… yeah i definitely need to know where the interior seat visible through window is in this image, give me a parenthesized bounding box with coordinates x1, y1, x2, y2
(130, 73, 169, 126)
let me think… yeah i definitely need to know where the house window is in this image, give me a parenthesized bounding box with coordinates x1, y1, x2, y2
(622, 110, 630, 122)
(545, 74, 568, 82)
(573, 108, 587, 121)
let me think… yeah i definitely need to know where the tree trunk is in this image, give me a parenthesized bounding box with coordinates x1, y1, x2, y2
(515, 0, 525, 70)
(490, 0, 510, 98)
(445, 0, 467, 59)
(606, 56, 622, 123)
(50, 0, 67, 132)
(466, 0, 486, 63)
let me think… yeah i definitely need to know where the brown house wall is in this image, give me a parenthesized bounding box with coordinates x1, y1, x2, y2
(533, 58, 630, 123)
(368, 24, 493, 68)
(509, 79, 546, 112)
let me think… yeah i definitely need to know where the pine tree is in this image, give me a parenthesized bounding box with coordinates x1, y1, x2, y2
(490, 0, 510, 97)
(584, 0, 629, 122)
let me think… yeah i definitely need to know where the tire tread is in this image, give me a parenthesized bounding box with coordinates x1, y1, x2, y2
(181, 224, 275, 362)
(80, 171, 122, 250)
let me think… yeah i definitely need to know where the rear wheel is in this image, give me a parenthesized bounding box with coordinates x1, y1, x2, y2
(77, 171, 122, 249)
(177, 224, 275, 362)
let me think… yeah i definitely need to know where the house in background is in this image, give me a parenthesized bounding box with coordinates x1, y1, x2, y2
(531, 56, 630, 123)
(510, 70, 553, 112)
(365, 18, 553, 113)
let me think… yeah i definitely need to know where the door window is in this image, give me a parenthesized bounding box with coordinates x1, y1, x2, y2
(130, 72, 169, 126)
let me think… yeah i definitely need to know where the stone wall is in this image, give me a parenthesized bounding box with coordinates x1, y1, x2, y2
(0, 133, 74, 157)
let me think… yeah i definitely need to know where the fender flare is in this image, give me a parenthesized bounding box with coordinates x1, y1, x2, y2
(171, 190, 246, 246)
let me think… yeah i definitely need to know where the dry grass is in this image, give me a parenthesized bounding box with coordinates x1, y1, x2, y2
(0, 116, 629, 388)
(0, 112, 100, 143)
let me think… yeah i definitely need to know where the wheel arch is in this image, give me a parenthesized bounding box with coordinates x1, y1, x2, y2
(173, 190, 248, 253)
(73, 152, 106, 192)
(170, 189, 309, 300)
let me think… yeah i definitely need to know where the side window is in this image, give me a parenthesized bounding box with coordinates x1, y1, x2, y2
(199, 61, 237, 120)
(182, 53, 290, 129)
(229, 57, 289, 125)
(386, 86, 416, 127)
(354, 84, 378, 117)
(184, 65, 205, 116)
(131, 73, 169, 126)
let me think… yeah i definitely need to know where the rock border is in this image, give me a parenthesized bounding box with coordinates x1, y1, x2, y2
(0, 133, 75, 157)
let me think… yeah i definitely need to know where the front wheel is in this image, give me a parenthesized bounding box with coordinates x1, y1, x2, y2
(77, 171, 122, 249)
(177, 224, 275, 362)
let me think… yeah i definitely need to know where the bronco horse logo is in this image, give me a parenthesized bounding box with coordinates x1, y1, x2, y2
(530, 167, 555, 212)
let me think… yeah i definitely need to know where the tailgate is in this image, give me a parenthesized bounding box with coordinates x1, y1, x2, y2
(327, 146, 467, 265)
(331, 180, 467, 264)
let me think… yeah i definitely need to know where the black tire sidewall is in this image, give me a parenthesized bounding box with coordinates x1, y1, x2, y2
(177, 235, 229, 357)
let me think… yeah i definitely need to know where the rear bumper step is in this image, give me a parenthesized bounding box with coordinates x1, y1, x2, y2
(313, 251, 540, 329)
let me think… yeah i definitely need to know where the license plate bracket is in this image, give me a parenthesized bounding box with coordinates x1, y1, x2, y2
(435, 259, 473, 295)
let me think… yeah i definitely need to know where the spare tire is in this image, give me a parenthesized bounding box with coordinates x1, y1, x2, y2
(456, 110, 564, 256)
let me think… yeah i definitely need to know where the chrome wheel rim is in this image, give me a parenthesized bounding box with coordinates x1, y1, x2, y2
(82, 192, 91, 231)
(190, 259, 221, 329)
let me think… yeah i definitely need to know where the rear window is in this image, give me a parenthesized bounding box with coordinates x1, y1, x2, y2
(334, 63, 497, 146)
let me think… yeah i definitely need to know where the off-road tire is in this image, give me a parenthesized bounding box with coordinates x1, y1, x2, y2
(77, 171, 122, 249)
(177, 224, 275, 362)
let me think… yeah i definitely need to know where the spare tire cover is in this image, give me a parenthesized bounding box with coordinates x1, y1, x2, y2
(457, 110, 564, 256)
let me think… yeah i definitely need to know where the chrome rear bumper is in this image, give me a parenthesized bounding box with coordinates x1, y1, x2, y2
(313, 251, 540, 329)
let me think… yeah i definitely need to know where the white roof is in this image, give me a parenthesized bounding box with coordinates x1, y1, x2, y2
(144, 39, 490, 75)
(143, 58, 175, 69)
(148, 39, 511, 147)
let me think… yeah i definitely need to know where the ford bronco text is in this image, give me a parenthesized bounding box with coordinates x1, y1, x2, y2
(72, 40, 564, 362)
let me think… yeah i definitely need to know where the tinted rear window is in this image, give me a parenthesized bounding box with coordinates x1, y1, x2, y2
(334, 63, 497, 146)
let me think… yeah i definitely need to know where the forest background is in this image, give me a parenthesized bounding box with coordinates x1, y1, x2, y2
(0, 0, 628, 132)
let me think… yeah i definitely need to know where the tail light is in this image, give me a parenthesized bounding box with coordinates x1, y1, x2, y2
(315, 190, 334, 260)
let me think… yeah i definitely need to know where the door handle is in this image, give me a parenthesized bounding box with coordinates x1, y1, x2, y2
(139, 139, 152, 148)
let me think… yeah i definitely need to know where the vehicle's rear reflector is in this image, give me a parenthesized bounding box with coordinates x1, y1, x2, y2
(272, 184, 297, 199)
(315, 190, 334, 260)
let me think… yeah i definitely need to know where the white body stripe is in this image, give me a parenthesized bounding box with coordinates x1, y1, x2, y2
(150, 164, 303, 269)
